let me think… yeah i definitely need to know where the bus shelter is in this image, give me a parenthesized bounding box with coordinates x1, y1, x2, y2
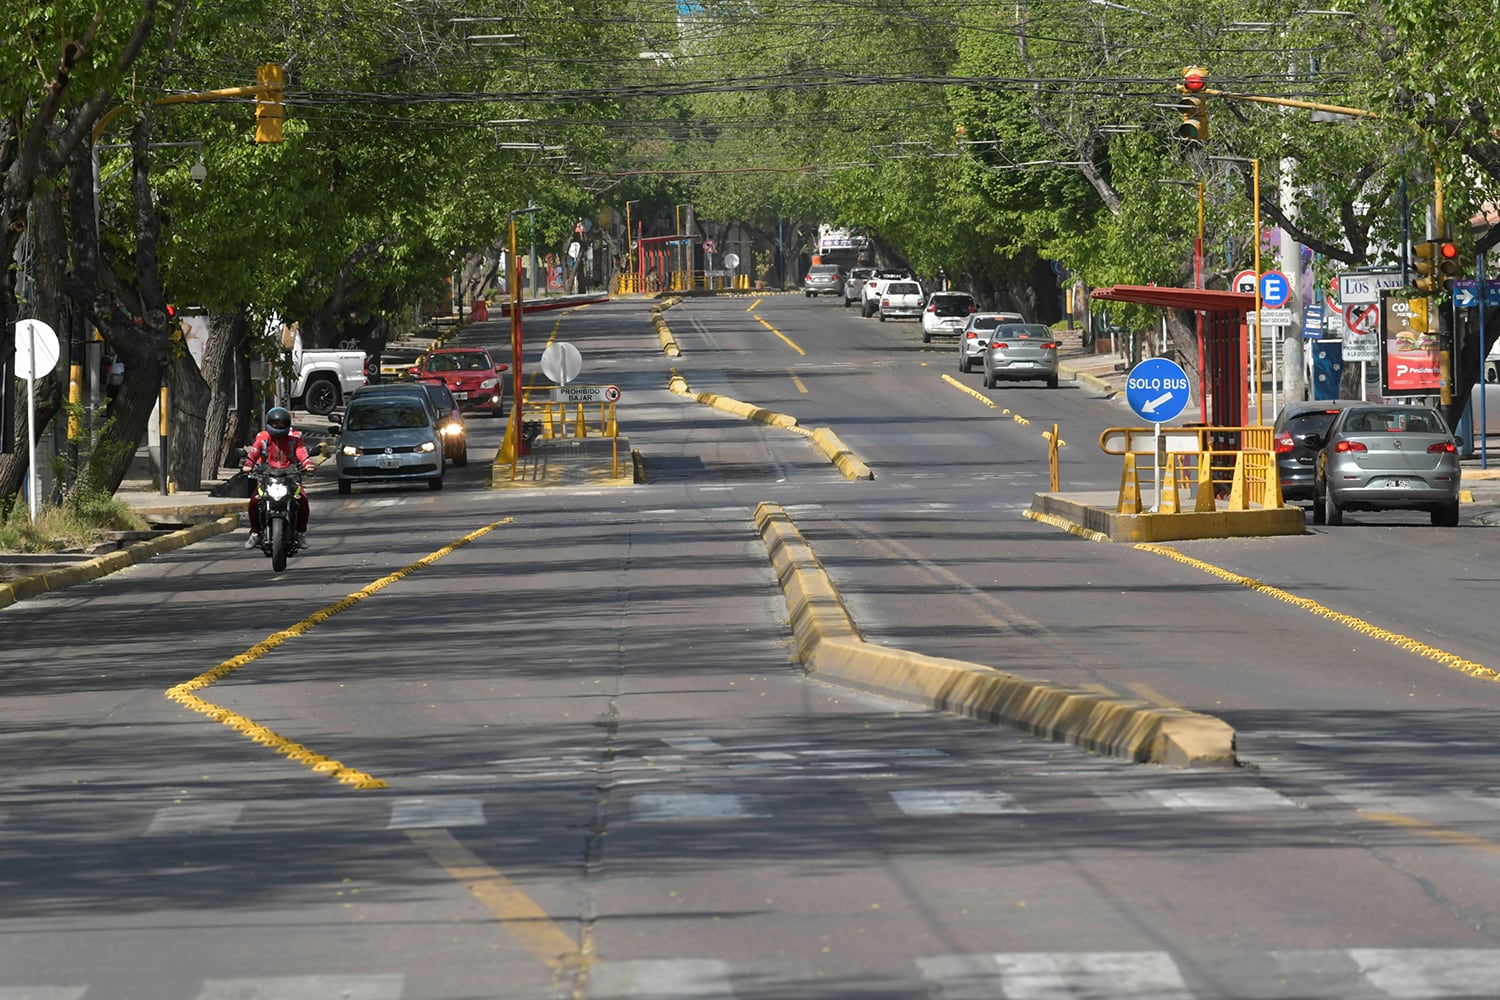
(1090, 285, 1257, 426)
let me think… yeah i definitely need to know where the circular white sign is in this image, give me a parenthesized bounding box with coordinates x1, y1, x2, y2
(1232, 269, 1257, 295)
(540, 342, 584, 386)
(14, 319, 60, 380)
(723, 253, 741, 270)
(603, 385, 621, 402)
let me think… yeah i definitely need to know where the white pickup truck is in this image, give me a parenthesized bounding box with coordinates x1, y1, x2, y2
(877, 279, 925, 322)
(290, 348, 369, 415)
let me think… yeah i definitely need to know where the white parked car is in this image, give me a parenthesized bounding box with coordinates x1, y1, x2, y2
(878, 280, 925, 321)
(920, 291, 976, 342)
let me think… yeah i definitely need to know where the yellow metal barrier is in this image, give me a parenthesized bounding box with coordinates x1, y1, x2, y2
(1100, 425, 1283, 514)
(506, 385, 622, 480)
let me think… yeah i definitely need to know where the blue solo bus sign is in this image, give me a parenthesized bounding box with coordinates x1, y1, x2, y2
(1125, 358, 1191, 424)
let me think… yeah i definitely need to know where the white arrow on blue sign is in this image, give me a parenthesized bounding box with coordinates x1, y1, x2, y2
(1454, 279, 1479, 309)
(1125, 357, 1191, 423)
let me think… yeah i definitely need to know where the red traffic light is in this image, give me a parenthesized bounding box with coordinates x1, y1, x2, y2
(1439, 242, 1458, 261)
(1181, 66, 1209, 93)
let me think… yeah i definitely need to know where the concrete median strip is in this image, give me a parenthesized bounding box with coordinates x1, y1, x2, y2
(668, 372, 873, 480)
(0, 515, 240, 611)
(754, 501, 1237, 768)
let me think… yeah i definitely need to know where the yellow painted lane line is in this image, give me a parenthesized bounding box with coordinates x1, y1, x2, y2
(1137, 543, 1500, 683)
(1360, 811, 1500, 859)
(746, 298, 762, 311)
(163, 518, 516, 788)
(753, 314, 806, 355)
(406, 828, 587, 974)
(789, 369, 808, 394)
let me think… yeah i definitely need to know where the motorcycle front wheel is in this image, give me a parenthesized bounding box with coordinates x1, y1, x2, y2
(270, 518, 288, 572)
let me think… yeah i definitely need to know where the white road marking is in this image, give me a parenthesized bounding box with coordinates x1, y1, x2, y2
(387, 797, 484, 829)
(0, 989, 88, 1000)
(192, 975, 403, 999)
(662, 737, 724, 752)
(144, 803, 244, 836)
(1142, 786, 1297, 812)
(630, 793, 768, 822)
(1273, 949, 1500, 998)
(919, 951, 1191, 998)
(890, 789, 1028, 816)
(588, 959, 734, 999)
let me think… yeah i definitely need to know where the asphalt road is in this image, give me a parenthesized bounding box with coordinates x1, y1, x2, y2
(5, 294, 1500, 999)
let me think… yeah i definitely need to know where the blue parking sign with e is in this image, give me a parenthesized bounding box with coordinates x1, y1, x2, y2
(1259, 271, 1290, 308)
(1125, 358, 1191, 423)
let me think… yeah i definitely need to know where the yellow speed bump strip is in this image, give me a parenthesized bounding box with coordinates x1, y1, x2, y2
(164, 518, 515, 788)
(756, 501, 1235, 767)
(1137, 543, 1500, 683)
(941, 373, 995, 409)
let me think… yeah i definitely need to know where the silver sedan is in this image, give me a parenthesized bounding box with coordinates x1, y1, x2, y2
(1310, 404, 1461, 526)
(981, 323, 1059, 389)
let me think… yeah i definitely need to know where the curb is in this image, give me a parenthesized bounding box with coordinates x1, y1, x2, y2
(0, 516, 241, 611)
(667, 373, 874, 481)
(755, 501, 1237, 768)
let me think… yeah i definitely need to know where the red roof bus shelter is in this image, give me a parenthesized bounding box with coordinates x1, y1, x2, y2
(1090, 285, 1258, 427)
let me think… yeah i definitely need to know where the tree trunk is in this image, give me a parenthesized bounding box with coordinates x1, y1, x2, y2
(166, 349, 211, 491)
(200, 307, 255, 480)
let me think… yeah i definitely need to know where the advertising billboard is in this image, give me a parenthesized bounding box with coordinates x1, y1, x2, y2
(1380, 290, 1440, 396)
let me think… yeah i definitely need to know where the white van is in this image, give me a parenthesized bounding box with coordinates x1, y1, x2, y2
(1473, 342, 1500, 436)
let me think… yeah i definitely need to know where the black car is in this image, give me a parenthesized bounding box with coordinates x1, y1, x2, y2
(1272, 399, 1364, 502)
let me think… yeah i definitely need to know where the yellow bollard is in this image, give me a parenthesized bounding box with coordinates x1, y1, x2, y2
(1158, 454, 1182, 514)
(1118, 453, 1142, 514)
(1227, 452, 1249, 511)
(1194, 452, 1217, 512)
(574, 403, 587, 438)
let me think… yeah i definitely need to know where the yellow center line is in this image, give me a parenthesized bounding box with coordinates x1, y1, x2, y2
(753, 314, 806, 355)
(163, 518, 516, 788)
(745, 298, 762, 311)
(1137, 543, 1500, 683)
(1360, 811, 1500, 859)
(788, 369, 808, 393)
(406, 828, 587, 974)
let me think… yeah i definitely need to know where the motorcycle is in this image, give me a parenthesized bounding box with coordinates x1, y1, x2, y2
(248, 463, 303, 572)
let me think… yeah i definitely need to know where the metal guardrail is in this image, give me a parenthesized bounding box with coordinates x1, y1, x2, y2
(1100, 425, 1281, 514)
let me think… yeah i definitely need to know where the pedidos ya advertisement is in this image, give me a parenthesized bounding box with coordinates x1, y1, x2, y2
(1380, 292, 1440, 395)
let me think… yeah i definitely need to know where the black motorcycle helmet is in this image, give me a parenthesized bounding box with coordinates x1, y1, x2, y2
(266, 406, 293, 437)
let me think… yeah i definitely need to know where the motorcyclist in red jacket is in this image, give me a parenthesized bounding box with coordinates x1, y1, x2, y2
(241, 406, 315, 550)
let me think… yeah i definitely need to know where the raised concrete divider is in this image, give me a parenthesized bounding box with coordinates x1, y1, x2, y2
(755, 501, 1237, 767)
(667, 374, 873, 480)
(0, 516, 240, 611)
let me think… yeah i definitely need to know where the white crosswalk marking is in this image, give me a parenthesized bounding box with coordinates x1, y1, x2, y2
(386, 797, 484, 829)
(661, 737, 724, 752)
(191, 975, 404, 999)
(145, 803, 244, 836)
(1349, 948, 1500, 999)
(890, 789, 1027, 816)
(1141, 786, 1297, 812)
(919, 952, 1191, 999)
(629, 793, 767, 821)
(0, 989, 87, 1000)
(588, 959, 734, 999)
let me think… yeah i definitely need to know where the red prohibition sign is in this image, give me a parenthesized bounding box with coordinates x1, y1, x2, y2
(1344, 302, 1378, 334)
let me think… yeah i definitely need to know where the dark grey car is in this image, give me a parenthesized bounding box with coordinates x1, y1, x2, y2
(1309, 404, 1461, 526)
(803, 263, 844, 297)
(1272, 399, 1364, 502)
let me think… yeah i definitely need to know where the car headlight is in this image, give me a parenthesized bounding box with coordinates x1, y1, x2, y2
(480, 377, 499, 389)
(341, 444, 361, 457)
(418, 440, 437, 453)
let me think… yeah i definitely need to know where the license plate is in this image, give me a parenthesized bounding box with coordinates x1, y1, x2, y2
(377, 456, 400, 470)
(1387, 478, 1410, 488)
(453, 391, 468, 399)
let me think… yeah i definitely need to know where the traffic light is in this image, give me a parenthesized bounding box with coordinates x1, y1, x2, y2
(255, 63, 284, 143)
(1437, 240, 1461, 290)
(1413, 240, 1439, 293)
(1177, 66, 1209, 141)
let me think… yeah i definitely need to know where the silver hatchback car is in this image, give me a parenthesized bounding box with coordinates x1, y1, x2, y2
(958, 312, 1024, 372)
(1310, 404, 1460, 526)
(334, 394, 446, 494)
(981, 323, 1059, 389)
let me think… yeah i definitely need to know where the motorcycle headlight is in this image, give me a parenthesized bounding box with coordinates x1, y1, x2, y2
(441, 422, 463, 436)
(267, 482, 290, 500)
(418, 440, 437, 453)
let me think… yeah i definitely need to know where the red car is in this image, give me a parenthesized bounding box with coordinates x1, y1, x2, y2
(408, 347, 507, 415)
